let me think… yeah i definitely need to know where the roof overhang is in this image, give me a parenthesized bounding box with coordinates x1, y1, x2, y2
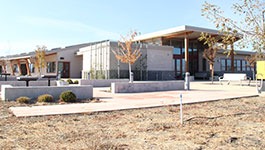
(134, 25, 241, 41)
(5, 55, 32, 61)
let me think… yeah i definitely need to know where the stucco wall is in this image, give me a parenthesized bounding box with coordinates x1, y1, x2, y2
(57, 49, 82, 78)
(146, 45, 173, 71)
(1, 85, 93, 101)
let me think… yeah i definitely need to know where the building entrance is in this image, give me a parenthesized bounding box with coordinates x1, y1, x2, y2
(170, 40, 200, 79)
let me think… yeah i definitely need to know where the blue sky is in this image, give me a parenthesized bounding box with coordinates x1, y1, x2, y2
(0, 0, 239, 56)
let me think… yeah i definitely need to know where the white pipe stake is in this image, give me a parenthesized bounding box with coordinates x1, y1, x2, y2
(180, 94, 183, 125)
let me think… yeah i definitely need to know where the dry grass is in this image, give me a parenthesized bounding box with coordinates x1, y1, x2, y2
(0, 96, 265, 149)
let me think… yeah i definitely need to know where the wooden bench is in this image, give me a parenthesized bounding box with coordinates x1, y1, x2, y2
(219, 73, 251, 86)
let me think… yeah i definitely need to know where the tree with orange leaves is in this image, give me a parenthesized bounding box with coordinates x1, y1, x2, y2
(112, 31, 141, 82)
(34, 45, 47, 75)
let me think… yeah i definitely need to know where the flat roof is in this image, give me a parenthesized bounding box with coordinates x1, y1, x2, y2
(134, 25, 227, 41)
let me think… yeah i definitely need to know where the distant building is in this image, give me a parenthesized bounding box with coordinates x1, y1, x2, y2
(0, 43, 92, 78)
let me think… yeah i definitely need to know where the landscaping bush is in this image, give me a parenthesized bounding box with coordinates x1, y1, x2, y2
(73, 80, 79, 84)
(16, 96, 30, 104)
(37, 94, 54, 103)
(66, 79, 73, 84)
(60, 90, 77, 103)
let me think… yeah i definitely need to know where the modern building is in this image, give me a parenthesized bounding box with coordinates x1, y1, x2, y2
(77, 25, 254, 80)
(0, 25, 255, 80)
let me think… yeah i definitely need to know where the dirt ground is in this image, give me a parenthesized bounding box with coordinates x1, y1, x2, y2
(0, 96, 265, 150)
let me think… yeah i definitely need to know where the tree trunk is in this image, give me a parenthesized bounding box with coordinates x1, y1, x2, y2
(231, 45, 235, 72)
(129, 63, 132, 83)
(210, 63, 214, 84)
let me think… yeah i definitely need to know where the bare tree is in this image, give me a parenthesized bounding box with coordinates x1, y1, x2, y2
(112, 31, 141, 83)
(202, 0, 265, 52)
(34, 45, 47, 76)
(199, 32, 219, 83)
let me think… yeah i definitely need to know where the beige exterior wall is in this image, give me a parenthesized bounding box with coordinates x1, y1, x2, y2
(80, 41, 111, 69)
(146, 45, 173, 71)
(3, 46, 85, 78)
(57, 49, 82, 78)
(79, 41, 118, 79)
(78, 41, 174, 79)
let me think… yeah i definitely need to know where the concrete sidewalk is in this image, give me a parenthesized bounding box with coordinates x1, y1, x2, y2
(9, 81, 259, 117)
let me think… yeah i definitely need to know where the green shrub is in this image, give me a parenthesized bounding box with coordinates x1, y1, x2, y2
(16, 96, 30, 104)
(37, 94, 54, 103)
(60, 90, 77, 103)
(73, 80, 79, 84)
(66, 79, 73, 84)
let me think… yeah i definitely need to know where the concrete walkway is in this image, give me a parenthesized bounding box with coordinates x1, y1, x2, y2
(9, 81, 259, 117)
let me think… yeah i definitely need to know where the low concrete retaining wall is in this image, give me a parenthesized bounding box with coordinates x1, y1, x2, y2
(0, 76, 17, 81)
(0, 81, 57, 90)
(80, 79, 129, 87)
(111, 81, 184, 93)
(1, 85, 93, 101)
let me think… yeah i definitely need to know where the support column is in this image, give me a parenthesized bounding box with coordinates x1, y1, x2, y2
(25, 59, 31, 76)
(184, 34, 189, 72)
(10, 60, 14, 75)
(17, 60, 22, 75)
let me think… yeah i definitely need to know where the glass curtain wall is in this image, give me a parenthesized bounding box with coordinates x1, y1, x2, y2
(167, 39, 200, 79)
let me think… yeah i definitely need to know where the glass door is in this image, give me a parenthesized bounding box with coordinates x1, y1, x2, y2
(58, 62, 70, 78)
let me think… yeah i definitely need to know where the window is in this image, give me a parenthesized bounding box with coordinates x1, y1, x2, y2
(227, 60, 231, 71)
(46, 62, 56, 73)
(203, 58, 207, 71)
(234, 60, 237, 71)
(236, 60, 241, 71)
(182, 59, 185, 72)
(246, 61, 251, 71)
(221, 59, 226, 71)
(173, 48, 181, 55)
(221, 59, 249, 72)
(13, 64, 18, 73)
(242, 60, 246, 71)
(29, 63, 35, 73)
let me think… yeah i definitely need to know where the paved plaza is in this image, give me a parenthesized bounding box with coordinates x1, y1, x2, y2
(9, 81, 260, 117)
